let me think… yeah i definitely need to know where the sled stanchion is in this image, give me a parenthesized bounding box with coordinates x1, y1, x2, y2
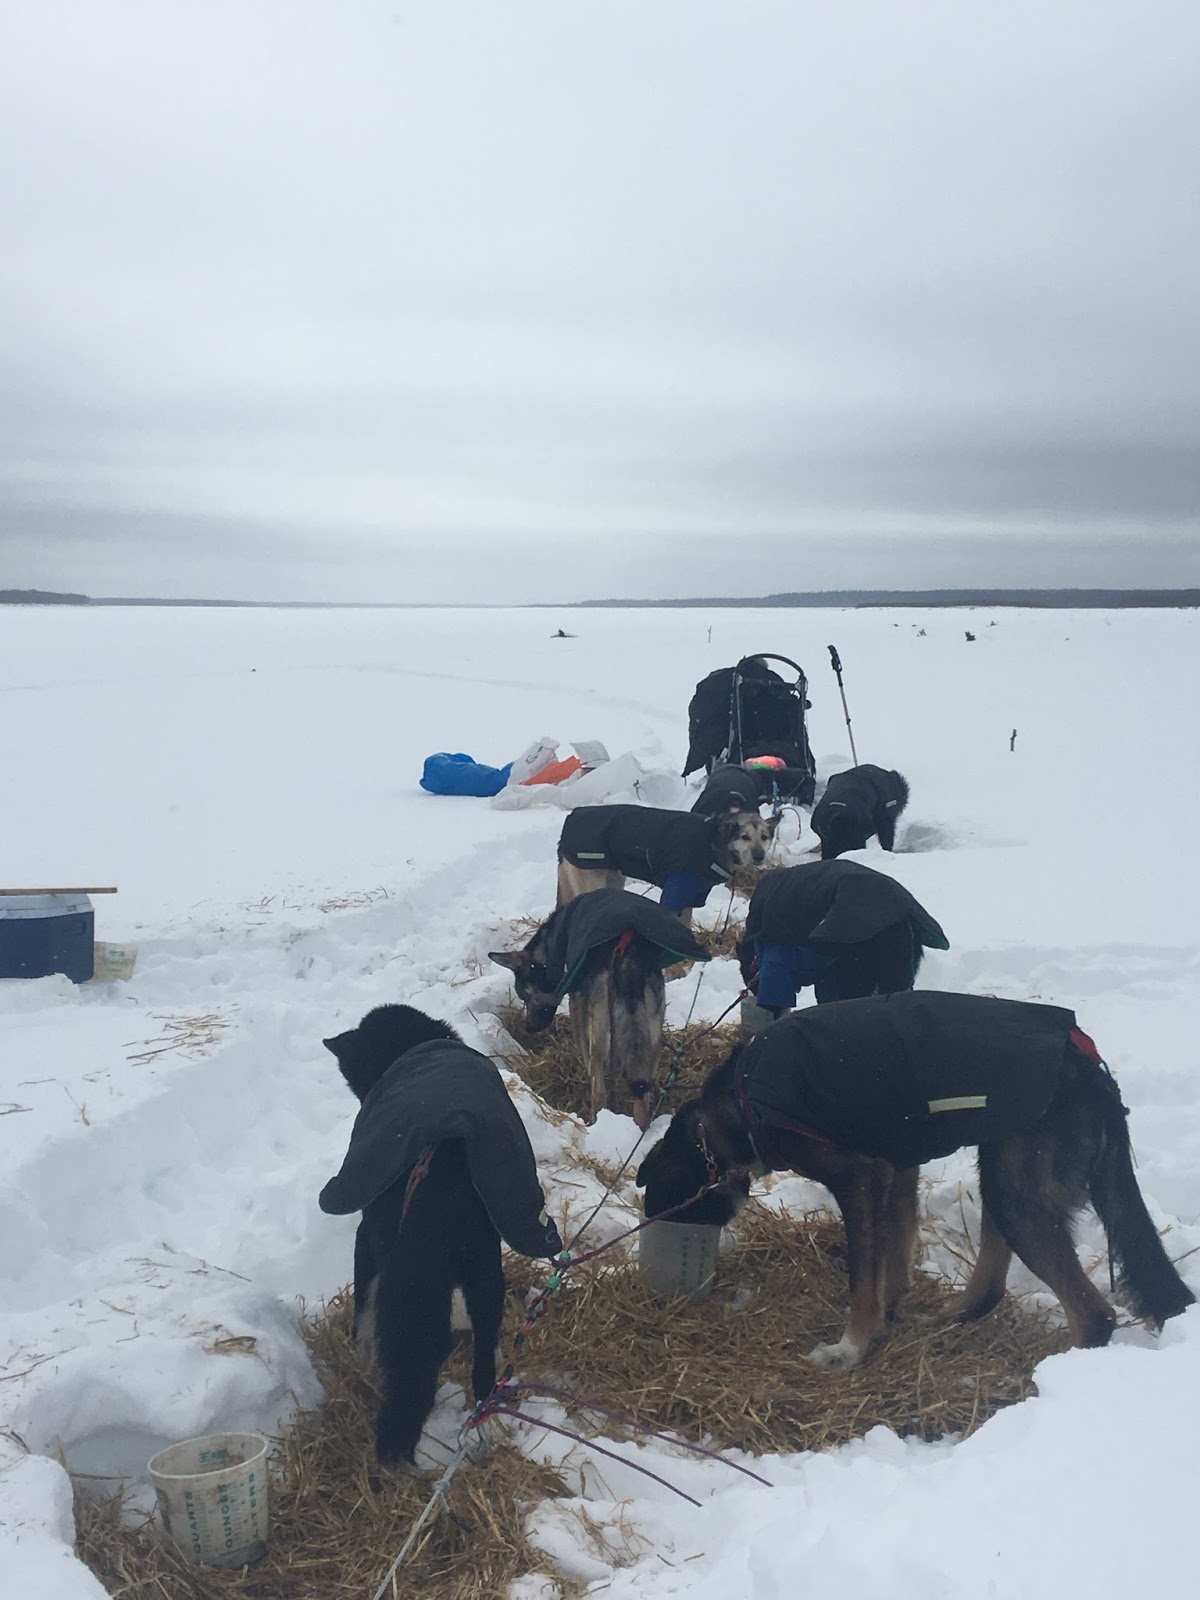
(827, 645, 859, 767)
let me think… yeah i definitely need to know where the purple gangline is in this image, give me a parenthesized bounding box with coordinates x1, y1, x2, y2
(491, 1381, 773, 1487)
(484, 1407, 703, 1508)
(564, 1186, 715, 1267)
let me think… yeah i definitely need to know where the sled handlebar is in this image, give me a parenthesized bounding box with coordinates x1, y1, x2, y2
(734, 653, 807, 680)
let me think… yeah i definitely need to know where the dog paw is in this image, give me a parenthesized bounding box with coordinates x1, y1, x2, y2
(945, 1288, 1005, 1325)
(376, 1447, 427, 1476)
(808, 1335, 867, 1370)
(375, 1412, 424, 1470)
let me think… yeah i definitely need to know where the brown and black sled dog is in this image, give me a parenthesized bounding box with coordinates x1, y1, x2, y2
(637, 991, 1193, 1368)
(490, 888, 709, 1128)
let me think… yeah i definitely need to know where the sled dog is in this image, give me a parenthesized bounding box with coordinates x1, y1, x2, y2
(637, 992, 1193, 1368)
(491, 888, 709, 1127)
(691, 762, 772, 819)
(320, 1005, 561, 1466)
(736, 860, 949, 1012)
(556, 802, 776, 921)
(810, 765, 909, 859)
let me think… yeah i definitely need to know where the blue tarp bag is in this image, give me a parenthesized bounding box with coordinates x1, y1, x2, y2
(420, 751, 514, 797)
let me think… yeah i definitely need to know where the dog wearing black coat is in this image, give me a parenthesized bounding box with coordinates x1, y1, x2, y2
(692, 761, 811, 819)
(810, 765, 909, 859)
(691, 763, 773, 819)
(736, 860, 949, 1013)
(556, 802, 775, 923)
(320, 1005, 562, 1467)
(637, 992, 1193, 1368)
(490, 888, 709, 1128)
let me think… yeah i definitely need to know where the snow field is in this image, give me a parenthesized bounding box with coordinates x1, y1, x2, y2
(2, 604, 1199, 1598)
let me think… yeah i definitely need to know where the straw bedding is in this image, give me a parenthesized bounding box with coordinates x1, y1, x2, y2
(495, 1009, 741, 1122)
(505, 1201, 1065, 1458)
(74, 1287, 570, 1600)
(74, 1013, 1065, 1598)
(75, 1203, 1064, 1598)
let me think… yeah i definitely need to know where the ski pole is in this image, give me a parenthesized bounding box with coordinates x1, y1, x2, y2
(827, 644, 859, 766)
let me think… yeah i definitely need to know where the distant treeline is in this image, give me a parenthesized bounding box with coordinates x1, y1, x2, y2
(577, 589, 1200, 609)
(4, 587, 1199, 610)
(0, 588, 91, 604)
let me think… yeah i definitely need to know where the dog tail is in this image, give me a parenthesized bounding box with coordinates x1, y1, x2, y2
(1087, 1061, 1195, 1329)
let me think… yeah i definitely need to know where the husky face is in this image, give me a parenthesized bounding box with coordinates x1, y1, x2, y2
(487, 937, 560, 1032)
(715, 809, 778, 870)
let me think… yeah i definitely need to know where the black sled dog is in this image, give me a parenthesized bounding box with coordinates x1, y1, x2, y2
(737, 860, 949, 1012)
(691, 762, 774, 819)
(320, 1005, 562, 1466)
(491, 888, 709, 1128)
(637, 991, 1193, 1368)
(810, 765, 909, 859)
(557, 802, 775, 921)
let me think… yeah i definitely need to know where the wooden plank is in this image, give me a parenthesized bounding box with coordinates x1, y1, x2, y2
(0, 887, 118, 896)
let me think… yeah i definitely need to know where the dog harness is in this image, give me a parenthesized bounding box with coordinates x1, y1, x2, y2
(731, 1051, 838, 1169)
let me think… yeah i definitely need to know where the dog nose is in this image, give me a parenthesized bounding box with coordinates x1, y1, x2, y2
(752, 848, 765, 864)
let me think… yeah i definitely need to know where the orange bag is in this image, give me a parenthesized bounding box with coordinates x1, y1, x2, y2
(521, 755, 584, 786)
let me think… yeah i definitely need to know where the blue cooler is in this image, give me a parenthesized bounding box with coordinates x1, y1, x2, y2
(0, 895, 95, 982)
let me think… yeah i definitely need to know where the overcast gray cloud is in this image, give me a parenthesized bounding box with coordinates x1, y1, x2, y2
(1, 0, 1197, 601)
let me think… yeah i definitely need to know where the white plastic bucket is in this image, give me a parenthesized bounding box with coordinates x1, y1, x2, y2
(148, 1431, 270, 1568)
(638, 1220, 721, 1301)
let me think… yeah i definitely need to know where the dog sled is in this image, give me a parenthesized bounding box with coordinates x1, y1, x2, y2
(683, 654, 817, 803)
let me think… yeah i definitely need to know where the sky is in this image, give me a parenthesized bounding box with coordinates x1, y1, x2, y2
(1, 0, 1198, 603)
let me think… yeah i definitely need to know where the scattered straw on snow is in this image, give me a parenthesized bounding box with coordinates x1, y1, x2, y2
(74, 1289, 569, 1600)
(75, 1011, 1065, 1596)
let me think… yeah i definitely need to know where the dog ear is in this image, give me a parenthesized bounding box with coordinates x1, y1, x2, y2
(488, 950, 529, 971)
(765, 813, 781, 836)
(634, 1143, 662, 1188)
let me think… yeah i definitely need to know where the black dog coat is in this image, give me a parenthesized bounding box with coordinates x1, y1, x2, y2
(744, 862, 948, 952)
(691, 764, 770, 817)
(811, 765, 907, 845)
(537, 888, 710, 998)
(559, 805, 729, 894)
(693, 763, 814, 816)
(320, 1040, 560, 1258)
(736, 991, 1077, 1171)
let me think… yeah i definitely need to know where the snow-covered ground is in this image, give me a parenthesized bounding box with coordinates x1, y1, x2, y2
(2, 603, 1198, 1598)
